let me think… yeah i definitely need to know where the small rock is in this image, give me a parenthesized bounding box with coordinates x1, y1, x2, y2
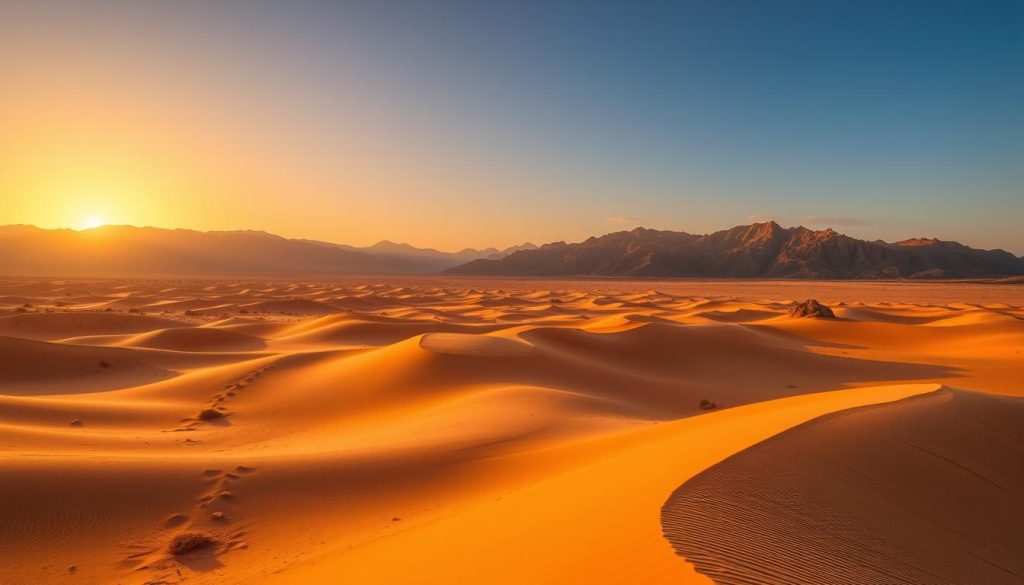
(788, 299, 836, 319)
(69, 419, 83, 427)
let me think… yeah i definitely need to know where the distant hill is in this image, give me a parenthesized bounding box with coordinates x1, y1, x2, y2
(0, 225, 530, 277)
(323, 239, 536, 273)
(486, 242, 539, 260)
(446, 222, 1024, 279)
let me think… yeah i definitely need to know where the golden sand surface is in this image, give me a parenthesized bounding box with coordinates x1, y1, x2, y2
(1, 276, 1021, 584)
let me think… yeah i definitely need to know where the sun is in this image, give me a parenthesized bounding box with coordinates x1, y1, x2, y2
(78, 216, 106, 230)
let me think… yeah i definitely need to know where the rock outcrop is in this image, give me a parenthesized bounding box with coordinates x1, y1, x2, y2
(788, 299, 836, 319)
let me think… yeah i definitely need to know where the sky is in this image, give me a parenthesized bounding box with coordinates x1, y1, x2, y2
(1, 0, 1022, 253)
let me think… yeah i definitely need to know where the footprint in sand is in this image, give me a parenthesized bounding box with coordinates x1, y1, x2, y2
(166, 361, 280, 435)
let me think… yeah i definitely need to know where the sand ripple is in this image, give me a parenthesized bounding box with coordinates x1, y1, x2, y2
(661, 389, 1024, 585)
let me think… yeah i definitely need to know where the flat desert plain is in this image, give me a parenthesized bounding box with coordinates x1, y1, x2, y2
(1, 277, 1022, 585)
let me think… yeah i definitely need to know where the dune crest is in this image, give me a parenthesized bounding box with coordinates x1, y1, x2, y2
(661, 388, 1024, 585)
(419, 332, 536, 356)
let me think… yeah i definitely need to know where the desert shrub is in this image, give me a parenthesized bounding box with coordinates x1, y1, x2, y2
(168, 532, 215, 555)
(699, 399, 718, 410)
(197, 408, 224, 421)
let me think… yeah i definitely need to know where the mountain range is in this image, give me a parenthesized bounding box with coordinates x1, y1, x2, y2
(447, 222, 1024, 279)
(0, 225, 533, 277)
(0, 222, 1020, 279)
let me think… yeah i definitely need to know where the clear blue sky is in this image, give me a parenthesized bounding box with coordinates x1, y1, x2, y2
(2, 0, 1022, 253)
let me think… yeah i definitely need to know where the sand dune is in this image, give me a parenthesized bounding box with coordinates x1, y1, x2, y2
(661, 388, 1024, 584)
(255, 383, 941, 585)
(116, 327, 267, 352)
(0, 310, 187, 341)
(239, 299, 342, 316)
(419, 332, 536, 356)
(0, 336, 176, 394)
(0, 277, 1021, 585)
(272, 314, 505, 348)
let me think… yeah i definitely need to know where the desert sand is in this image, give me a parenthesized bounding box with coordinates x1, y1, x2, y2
(662, 388, 1024, 584)
(1, 276, 1022, 585)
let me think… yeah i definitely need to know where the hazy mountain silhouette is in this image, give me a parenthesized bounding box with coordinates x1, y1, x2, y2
(0, 225, 528, 276)
(447, 222, 1024, 279)
(1, 223, 1018, 279)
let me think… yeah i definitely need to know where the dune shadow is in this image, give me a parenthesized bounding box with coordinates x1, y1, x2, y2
(746, 323, 867, 350)
(660, 389, 1024, 584)
(201, 416, 232, 427)
(174, 548, 225, 572)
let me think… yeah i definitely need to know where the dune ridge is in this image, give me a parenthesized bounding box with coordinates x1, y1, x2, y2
(661, 388, 1024, 584)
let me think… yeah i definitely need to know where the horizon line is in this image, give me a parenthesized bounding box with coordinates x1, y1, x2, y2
(2, 221, 1020, 256)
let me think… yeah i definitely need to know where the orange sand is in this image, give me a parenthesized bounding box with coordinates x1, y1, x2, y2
(0, 277, 1021, 584)
(662, 388, 1024, 584)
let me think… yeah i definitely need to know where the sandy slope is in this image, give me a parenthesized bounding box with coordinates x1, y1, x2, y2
(0, 277, 1021, 585)
(662, 388, 1024, 584)
(260, 383, 939, 585)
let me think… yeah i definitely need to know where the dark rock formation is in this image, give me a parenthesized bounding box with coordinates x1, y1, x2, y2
(788, 299, 836, 319)
(447, 222, 1024, 279)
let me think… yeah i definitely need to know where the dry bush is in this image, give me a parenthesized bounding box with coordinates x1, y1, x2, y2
(168, 531, 215, 555)
(197, 408, 225, 421)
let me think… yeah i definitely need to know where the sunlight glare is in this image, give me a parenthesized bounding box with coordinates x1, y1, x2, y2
(78, 216, 105, 230)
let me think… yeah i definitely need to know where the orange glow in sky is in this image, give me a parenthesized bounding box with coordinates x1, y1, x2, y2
(1, 2, 1021, 253)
